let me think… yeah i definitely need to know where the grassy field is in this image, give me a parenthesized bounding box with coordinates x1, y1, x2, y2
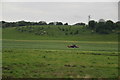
(2, 26, 119, 78)
(2, 26, 118, 41)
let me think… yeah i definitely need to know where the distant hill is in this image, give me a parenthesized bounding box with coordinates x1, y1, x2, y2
(2, 25, 118, 41)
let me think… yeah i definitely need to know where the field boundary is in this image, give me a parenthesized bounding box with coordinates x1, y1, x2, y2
(2, 39, 118, 44)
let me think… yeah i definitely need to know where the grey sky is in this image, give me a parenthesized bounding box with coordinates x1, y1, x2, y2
(1, 2, 118, 24)
(1, 0, 119, 2)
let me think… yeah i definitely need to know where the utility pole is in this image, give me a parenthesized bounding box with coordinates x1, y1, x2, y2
(88, 15, 91, 27)
(88, 15, 91, 22)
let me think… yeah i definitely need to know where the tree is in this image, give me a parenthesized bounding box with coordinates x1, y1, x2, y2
(88, 20, 96, 30)
(74, 23, 86, 26)
(16, 21, 27, 26)
(38, 21, 47, 25)
(80, 23, 86, 26)
(0, 21, 6, 24)
(0, 21, 6, 28)
(64, 23, 68, 25)
(115, 21, 120, 33)
(115, 21, 120, 30)
(96, 22, 111, 34)
(48, 22, 54, 25)
(105, 20, 114, 30)
(56, 22, 63, 25)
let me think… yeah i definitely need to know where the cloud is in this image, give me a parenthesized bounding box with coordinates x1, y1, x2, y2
(1, 0, 119, 2)
(1, 2, 118, 24)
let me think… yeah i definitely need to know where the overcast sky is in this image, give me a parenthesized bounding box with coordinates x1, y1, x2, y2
(1, 0, 119, 2)
(1, 2, 118, 24)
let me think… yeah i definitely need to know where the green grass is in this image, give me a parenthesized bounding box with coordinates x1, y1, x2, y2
(3, 49, 118, 78)
(2, 26, 118, 41)
(2, 26, 119, 78)
(3, 39, 118, 52)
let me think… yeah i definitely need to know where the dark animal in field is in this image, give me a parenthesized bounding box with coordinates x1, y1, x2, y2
(67, 45, 79, 48)
(64, 64, 77, 67)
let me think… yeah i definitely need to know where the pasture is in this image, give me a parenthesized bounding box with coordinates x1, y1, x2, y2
(2, 26, 119, 78)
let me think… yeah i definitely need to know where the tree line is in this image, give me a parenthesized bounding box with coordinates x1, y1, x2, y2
(89, 20, 120, 34)
(1, 20, 120, 34)
(0, 20, 86, 28)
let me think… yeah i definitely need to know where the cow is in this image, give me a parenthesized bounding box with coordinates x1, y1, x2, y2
(67, 44, 79, 48)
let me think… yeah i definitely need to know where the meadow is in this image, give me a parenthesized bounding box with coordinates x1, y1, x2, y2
(2, 25, 119, 78)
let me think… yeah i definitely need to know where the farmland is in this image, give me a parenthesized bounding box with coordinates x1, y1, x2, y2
(2, 25, 118, 78)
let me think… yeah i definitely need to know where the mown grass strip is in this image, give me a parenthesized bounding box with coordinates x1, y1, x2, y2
(2, 39, 118, 44)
